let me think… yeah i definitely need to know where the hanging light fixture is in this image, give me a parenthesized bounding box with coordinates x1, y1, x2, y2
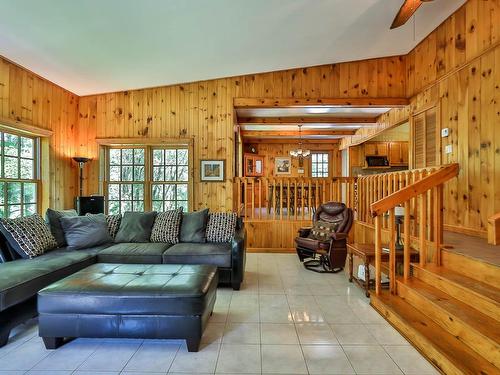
(289, 124, 311, 159)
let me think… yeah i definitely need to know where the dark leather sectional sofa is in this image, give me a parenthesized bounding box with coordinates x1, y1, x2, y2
(0, 219, 246, 348)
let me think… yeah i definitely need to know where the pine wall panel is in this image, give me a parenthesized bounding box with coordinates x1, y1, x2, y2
(77, 56, 406, 211)
(0, 57, 79, 210)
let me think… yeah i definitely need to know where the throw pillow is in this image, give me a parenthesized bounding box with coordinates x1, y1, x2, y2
(45, 208, 78, 247)
(60, 214, 112, 250)
(150, 208, 183, 244)
(307, 220, 339, 241)
(86, 213, 122, 239)
(206, 212, 237, 243)
(180, 208, 209, 243)
(115, 211, 158, 243)
(0, 214, 58, 259)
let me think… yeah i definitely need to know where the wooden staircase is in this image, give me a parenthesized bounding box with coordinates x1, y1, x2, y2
(371, 250, 500, 375)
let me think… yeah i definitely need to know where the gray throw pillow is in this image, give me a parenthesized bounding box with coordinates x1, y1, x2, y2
(115, 211, 157, 243)
(45, 208, 78, 247)
(180, 208, 209, 243)
(60, 214, 112, 250)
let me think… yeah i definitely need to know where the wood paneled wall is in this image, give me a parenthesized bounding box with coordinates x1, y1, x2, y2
(245, 143, 341, 178)
(77, 56, 405, 211)
(343, 0, 500, 237)
(0, 56, 79, 210)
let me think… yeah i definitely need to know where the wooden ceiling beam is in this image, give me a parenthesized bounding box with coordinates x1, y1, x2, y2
(242, 138, 339, 144)
(241, 130, 355, 137)
(234, 97, 409, 108)
(238, 116, 376, 124)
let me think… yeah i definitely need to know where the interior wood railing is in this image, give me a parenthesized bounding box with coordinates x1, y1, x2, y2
(488, 212, 500, 245)
(234, 177, 357, 220)
(368, 163, 459, 295)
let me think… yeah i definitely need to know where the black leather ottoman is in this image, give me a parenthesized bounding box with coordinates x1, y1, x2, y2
(38, 263, 217, 352)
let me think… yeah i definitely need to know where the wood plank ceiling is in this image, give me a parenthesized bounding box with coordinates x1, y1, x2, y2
(235, 97, 409, 143)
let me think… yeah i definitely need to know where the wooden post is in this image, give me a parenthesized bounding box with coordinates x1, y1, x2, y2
(419, 192, 427, 267)
(433, 185, 443, 265)
(375, 215, 382, 295)
(258, 178, 262, 220)
(389, 208, 396, 294)
(404, 201, 411, 280)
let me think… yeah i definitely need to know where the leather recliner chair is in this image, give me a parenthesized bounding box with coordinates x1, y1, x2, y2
(295, 202, 353, 273)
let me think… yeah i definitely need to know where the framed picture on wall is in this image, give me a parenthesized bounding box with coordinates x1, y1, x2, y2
(200, 160, 225, 182)
(275, 157, 291, 175)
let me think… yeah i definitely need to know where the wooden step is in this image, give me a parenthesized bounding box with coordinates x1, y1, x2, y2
(396, 278, 500, 368)
(371, 292, 500, 375)
(412, 263, 500, 321)
(441, 249, 500, 288)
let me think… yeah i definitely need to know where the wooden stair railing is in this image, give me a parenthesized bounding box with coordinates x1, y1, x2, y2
(233, 176, 357, 220)
(369, 163, 459, 295)
(488, 212, 500, 245)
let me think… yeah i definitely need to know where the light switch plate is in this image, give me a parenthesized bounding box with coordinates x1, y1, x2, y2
(441, 128, 449, 137)
(445, 144, 453, 154)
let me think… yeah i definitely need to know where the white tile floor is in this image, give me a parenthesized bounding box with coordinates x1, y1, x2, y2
(0, 253, 439, 375)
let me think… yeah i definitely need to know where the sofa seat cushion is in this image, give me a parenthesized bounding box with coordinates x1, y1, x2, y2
(38, 263, 218, 316)
(0, 247, 107, 311)
(97, 243, 172, 264)
(163, 243, 231, 268)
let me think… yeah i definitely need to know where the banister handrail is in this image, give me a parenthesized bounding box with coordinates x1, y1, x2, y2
(370, 163, 459, 217)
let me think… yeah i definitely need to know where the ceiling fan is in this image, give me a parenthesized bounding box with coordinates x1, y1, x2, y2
(390, 0, 434, 29)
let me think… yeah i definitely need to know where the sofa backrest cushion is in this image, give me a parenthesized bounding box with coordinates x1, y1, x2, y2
(180, 208, 209, 243)
(86, 213, 122, 239)
(45, 208, 78, 247)
(150, 208, 183, 244)
(115, 211, 158, 243)
(60, 214, 112, 250)
(206, 212, 237, 243)
(0, 214, 58, 259)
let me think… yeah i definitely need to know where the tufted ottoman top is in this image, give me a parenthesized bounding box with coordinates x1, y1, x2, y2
(38, 263, 218, 316)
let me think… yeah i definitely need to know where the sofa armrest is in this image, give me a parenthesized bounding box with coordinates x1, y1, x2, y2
(330, 232, 348, 241)
(230, 224, 246, 289)
(298, 227, 312, 238)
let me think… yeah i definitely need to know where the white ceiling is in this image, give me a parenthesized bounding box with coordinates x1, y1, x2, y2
(236, 107, 392, 118)
(0, 0, 465, 96)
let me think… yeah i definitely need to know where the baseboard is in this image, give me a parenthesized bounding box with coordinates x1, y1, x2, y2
(444, 224, 487, 239)
(247, 248, 295, 253)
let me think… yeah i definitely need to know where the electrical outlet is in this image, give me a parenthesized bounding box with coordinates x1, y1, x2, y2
(445, 144, 453, 154)
(441, 128, 449, 137)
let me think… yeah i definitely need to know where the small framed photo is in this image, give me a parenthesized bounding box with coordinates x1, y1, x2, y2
(275, 157, 291, 175)
(200, 160, 225, 182)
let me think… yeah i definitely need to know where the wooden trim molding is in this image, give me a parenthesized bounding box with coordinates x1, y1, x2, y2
(238, 117, 376, 124)
(234, 97, 410, 108)
(0, 117, 53, 137)
(96, 137, 194, 146)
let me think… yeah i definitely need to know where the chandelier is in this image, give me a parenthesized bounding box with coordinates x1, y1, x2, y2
(289, 124, 311, 158)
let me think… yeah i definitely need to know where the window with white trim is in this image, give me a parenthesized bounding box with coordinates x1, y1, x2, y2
(0, 131, 39, 218)
(311, 152, 329, 178)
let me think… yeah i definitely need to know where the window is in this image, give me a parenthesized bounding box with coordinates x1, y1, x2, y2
(412, 106, 439, 168)
(152, 148, 189, 212)
(311, 152, 329, 178)
(107, 148, 145, 214)
(105, 146, 189, 214)
(0, 131, 38, 218)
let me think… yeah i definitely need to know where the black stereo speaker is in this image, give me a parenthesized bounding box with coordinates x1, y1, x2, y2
(75, 196, 105, 216)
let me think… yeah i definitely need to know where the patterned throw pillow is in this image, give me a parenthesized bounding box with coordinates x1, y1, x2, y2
(206, 212, 237, 243)
(86, 213, 122, 239)
(150, 208, 183, 244)
(0, 214, 57, 259)
(308, 220, 339, 241)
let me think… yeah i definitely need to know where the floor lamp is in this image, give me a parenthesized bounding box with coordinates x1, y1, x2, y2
(73, 157, 90, 197)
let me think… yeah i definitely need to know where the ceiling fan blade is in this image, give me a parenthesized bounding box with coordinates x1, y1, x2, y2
(390, 0, 425, 29)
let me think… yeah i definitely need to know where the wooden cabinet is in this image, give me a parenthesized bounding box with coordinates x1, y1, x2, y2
(349, 145, 363, 167)
(244, 154, 264, 177)
(364, 142, 388, 156)
(388, 142, 409, 166)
